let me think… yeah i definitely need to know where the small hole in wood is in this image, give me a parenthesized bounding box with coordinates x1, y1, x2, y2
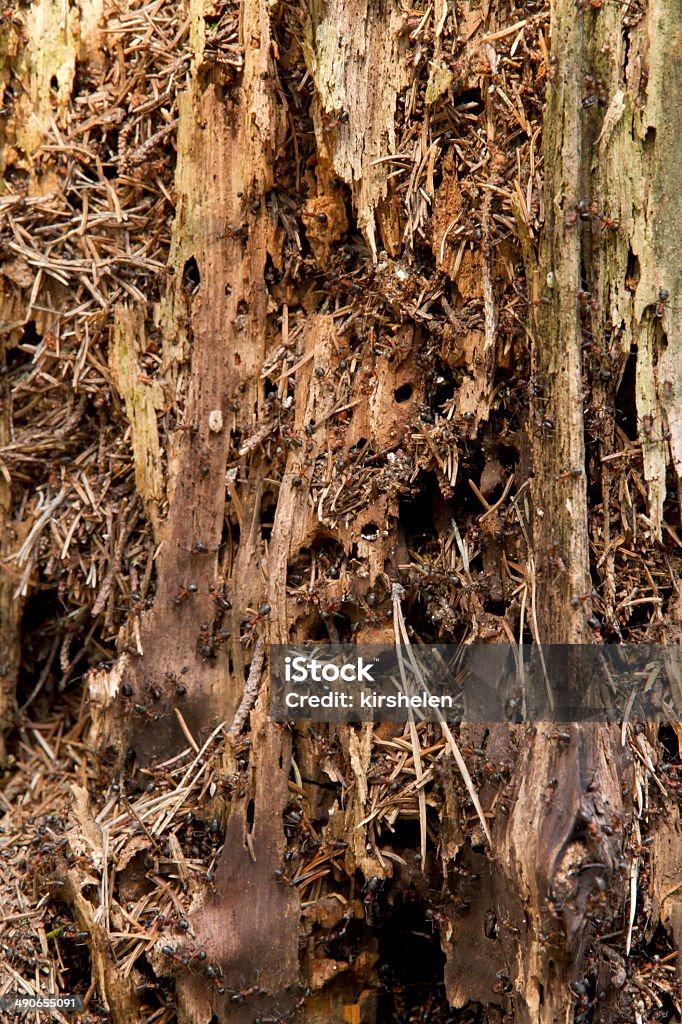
(182, 256, 201, 294)
(394, 383, 413, 403)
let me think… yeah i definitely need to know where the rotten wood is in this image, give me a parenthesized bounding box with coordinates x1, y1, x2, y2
(1, 0, 680, 1022)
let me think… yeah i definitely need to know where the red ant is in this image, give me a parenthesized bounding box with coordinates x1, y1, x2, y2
(133, 702, 159, 721)
(555, 467, 583, 481)
(543, 778, 558, 804)
(549, 553, 568, 577)
(228, 977, 262, 1004)
(173, 583, 198, 606)
(586, 614, 604, 643)
(640, 411, 672, 445)
(565, 197, 619, 232)
(578, 288, 598, 311)
(582, 75, 606, 107)
(534, 413, 555, 436)
(218, 223, 247, 240)
(641, 413, 654, 439)
(240, 603, 271, 644)
(321, 108, 349, 133)
(208, 581, 232, 610)
(654, 288, 670, 318)
(600, 212, 620, 230)
(174, 421, 199, 435)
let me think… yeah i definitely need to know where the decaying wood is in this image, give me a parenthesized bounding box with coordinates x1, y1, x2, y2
(1, 0, 681, 1022)
(109, 306, 165, 535)
(302, 0, 411, 259)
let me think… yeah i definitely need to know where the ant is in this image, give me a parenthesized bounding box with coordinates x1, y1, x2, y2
(162, 944, 214, 975)
(208, 581, 232, 611)
(143, 679, 163, 702)
(321, 108, 349, 133)
(126, 591, 151, 621)
(565, 199, 591, 226)
(135, 705, 159, 722)
(492, 972, 513, 995)
(549, 552, 568, 576)
(586, 614, 604, 642)
(534, 413, 555, 436)
(654, 287, 670, 318)
(240, 603, 271, 644)
(641, 413, 654, 439)
(578, 288, 598, 311)
(577, 74, 593, 107)
(0, 6, 24, 32)
(565, 197, 619, 232)
(385, 332, 413, 363)
(229, 977, 262, 1004)
(600, 212, 620, 230)
(217, 223, 247, 241)
(585, 195, 614, 228)
(582, 75, 606, 107)
(543, 777, 558, 805)
(641, 412, 672, 445)
(173, 583, 198, 606)
(555, 467, 583, 481)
